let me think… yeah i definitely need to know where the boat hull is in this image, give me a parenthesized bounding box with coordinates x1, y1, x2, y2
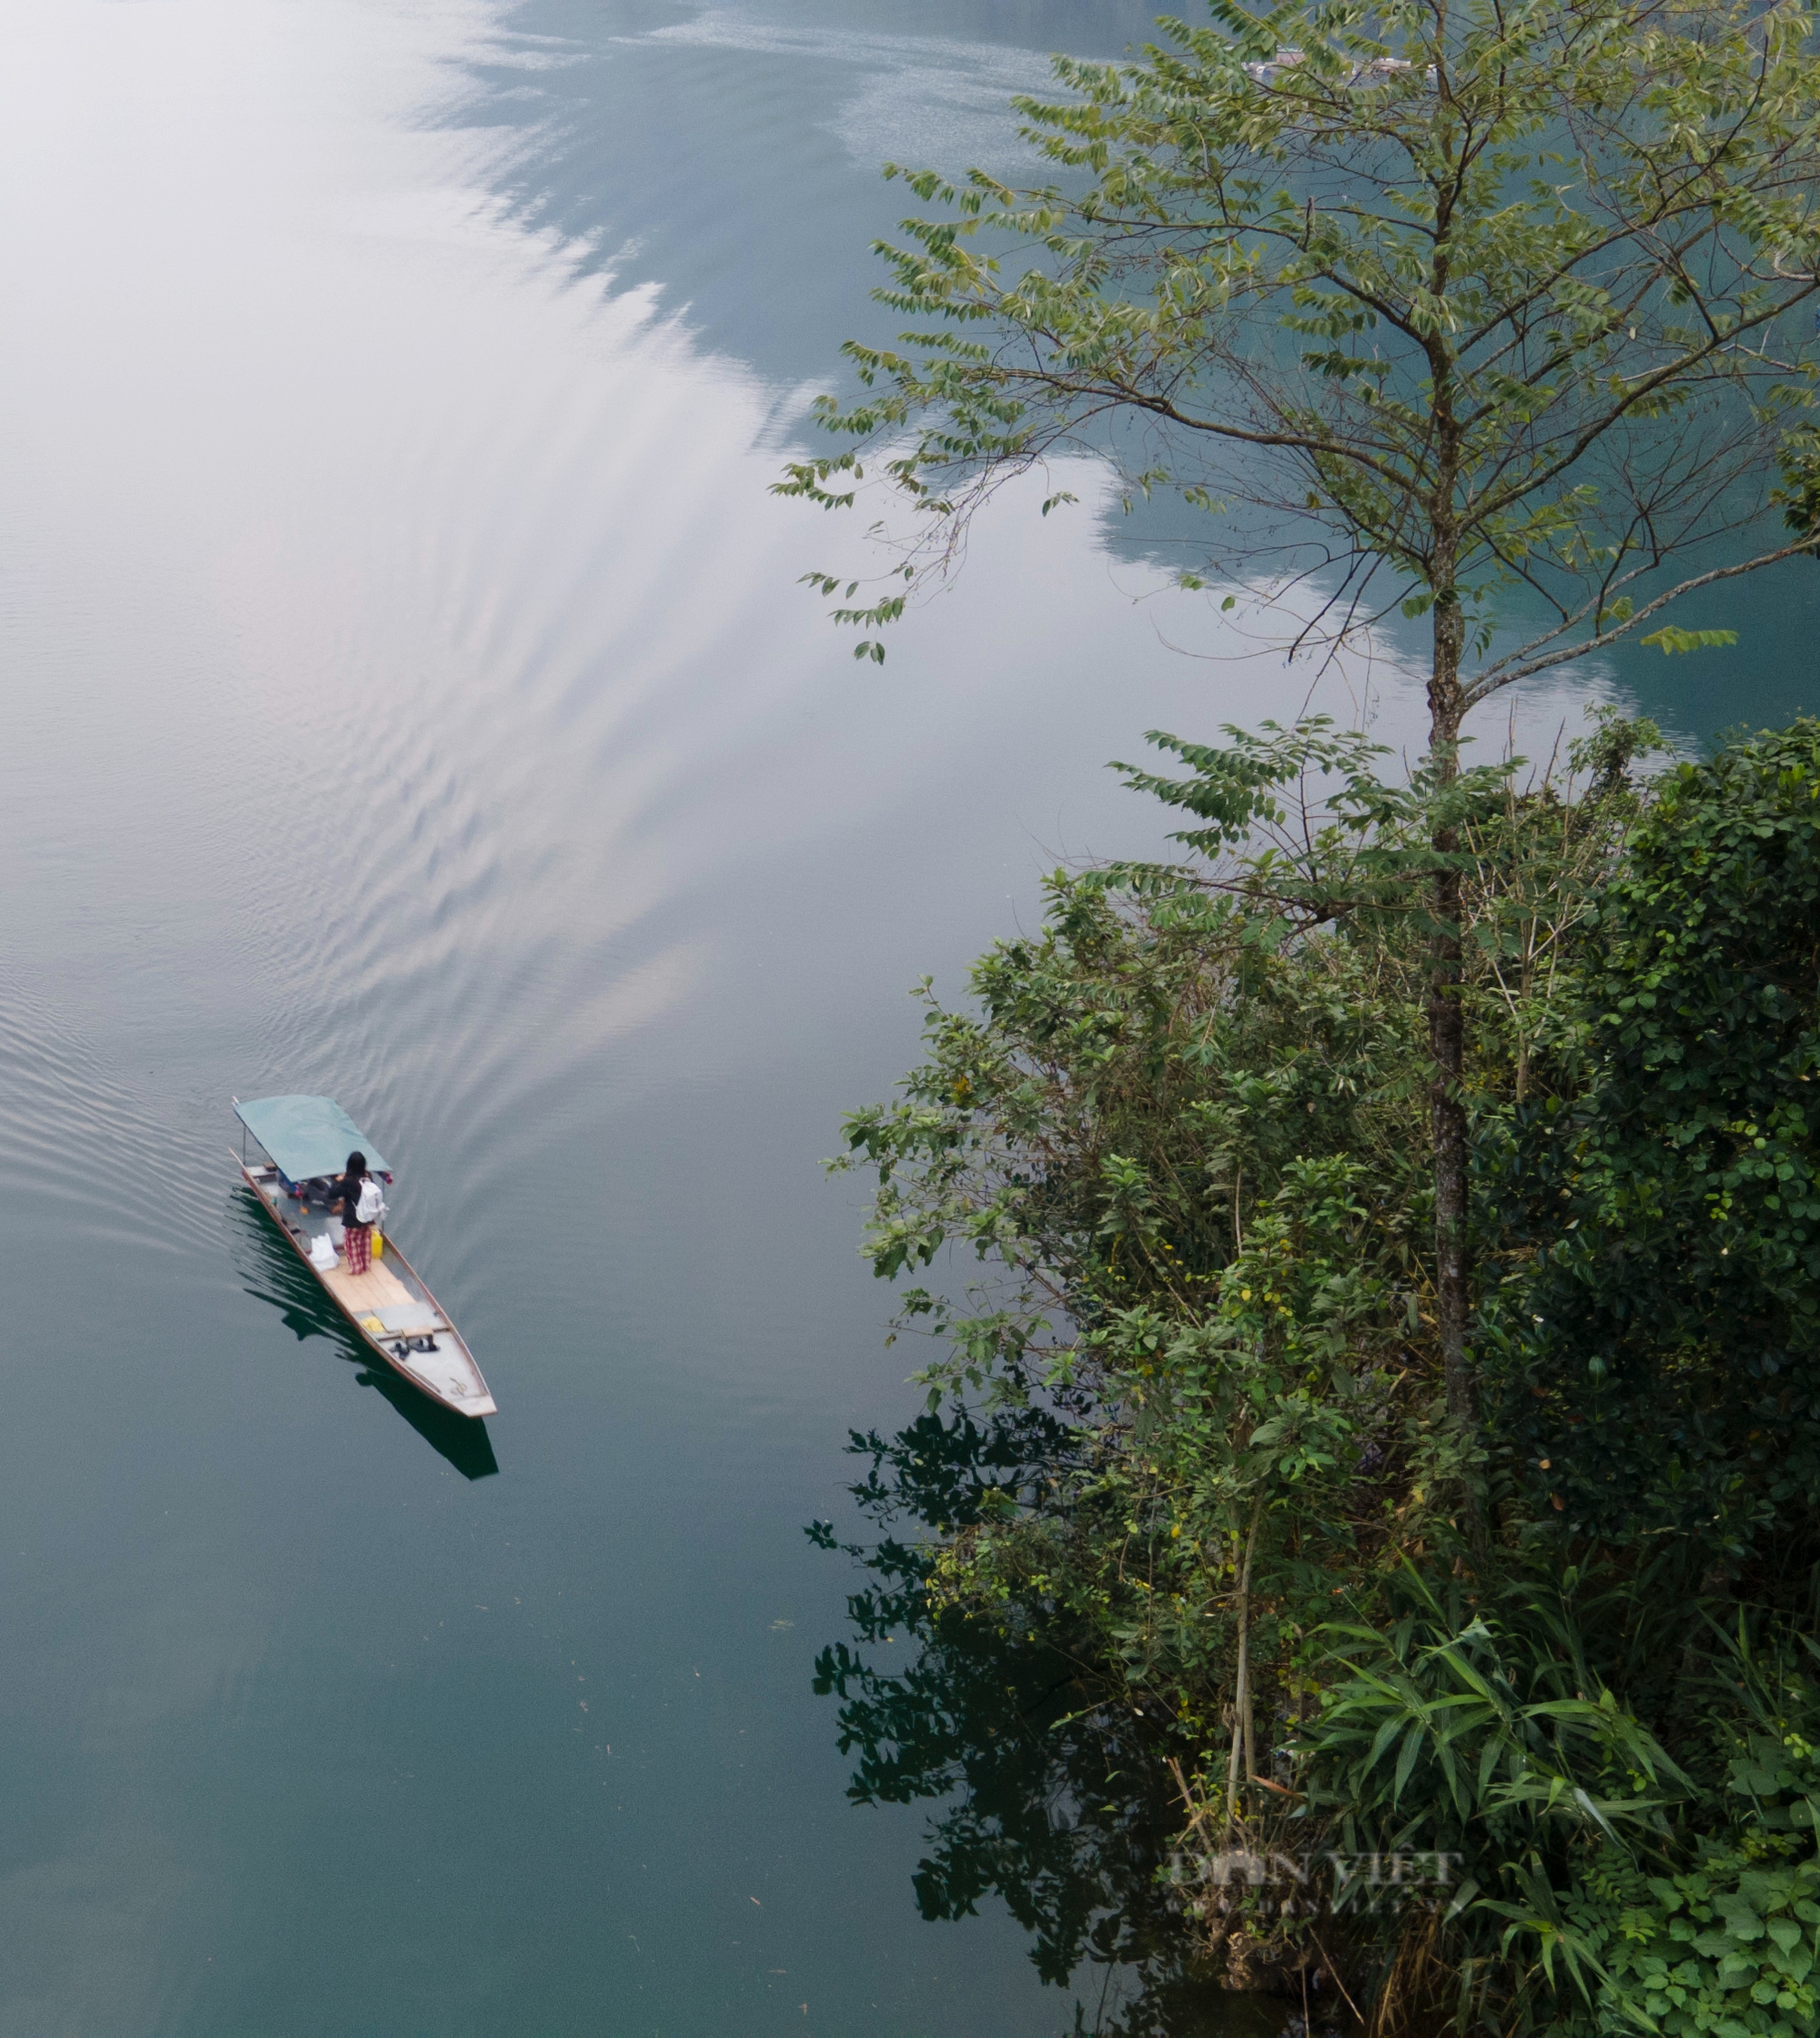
(238, 1159, 497, 1418)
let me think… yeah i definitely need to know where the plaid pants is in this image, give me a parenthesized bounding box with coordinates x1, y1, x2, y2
(344, 1223, 371, 1276)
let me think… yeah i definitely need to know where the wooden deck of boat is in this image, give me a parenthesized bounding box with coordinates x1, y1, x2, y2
(319, 1257, 424, 1319)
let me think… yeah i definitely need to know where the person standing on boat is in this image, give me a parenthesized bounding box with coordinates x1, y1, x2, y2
(335, 1149, 375, 1276)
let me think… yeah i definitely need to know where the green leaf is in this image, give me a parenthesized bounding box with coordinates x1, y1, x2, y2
(1636, 627, 1741, 656)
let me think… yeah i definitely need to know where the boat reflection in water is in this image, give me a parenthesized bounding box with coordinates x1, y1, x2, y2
(228, 1188, 500, 1482)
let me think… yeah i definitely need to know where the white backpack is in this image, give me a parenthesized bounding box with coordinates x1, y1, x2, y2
(354, 1175, 387, 1226)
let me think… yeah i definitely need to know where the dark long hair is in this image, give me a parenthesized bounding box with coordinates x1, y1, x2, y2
(345, 1149, 367, 1185)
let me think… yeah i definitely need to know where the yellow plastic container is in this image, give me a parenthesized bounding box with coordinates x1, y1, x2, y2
(373, 1231, 384, 1260)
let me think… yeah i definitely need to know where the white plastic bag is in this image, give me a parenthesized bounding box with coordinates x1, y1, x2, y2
(308, 1232, 338, 1272)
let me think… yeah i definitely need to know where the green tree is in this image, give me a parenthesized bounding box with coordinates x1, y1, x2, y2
(823, 723, 1820, 2026)
(834, 720, 1648, 1852)
(783, 0, 1820, 1418)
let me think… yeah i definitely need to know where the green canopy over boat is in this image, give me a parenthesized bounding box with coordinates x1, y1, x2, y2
(234, 1095, 391, 1181)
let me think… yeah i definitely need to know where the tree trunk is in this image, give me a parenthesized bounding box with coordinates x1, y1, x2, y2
(1429, 574, 1475, 1428)
(1224, 1494, 1263, 1832)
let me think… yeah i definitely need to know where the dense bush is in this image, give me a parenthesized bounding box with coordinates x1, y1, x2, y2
(1491, 721, 1820, 1564)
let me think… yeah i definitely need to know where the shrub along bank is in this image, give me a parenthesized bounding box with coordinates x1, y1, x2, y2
(831, 716, 1820, 2036)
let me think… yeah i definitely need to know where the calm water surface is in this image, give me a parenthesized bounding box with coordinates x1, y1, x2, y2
(0, 2, 1811, 2033)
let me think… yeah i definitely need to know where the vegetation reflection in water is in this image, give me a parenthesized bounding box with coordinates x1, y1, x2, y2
(226, 1188, 500, 1483)
(811, 1405, 1283, 2037)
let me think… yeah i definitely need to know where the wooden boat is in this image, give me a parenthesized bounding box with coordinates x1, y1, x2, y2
(233, 1095, 497, 1419)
